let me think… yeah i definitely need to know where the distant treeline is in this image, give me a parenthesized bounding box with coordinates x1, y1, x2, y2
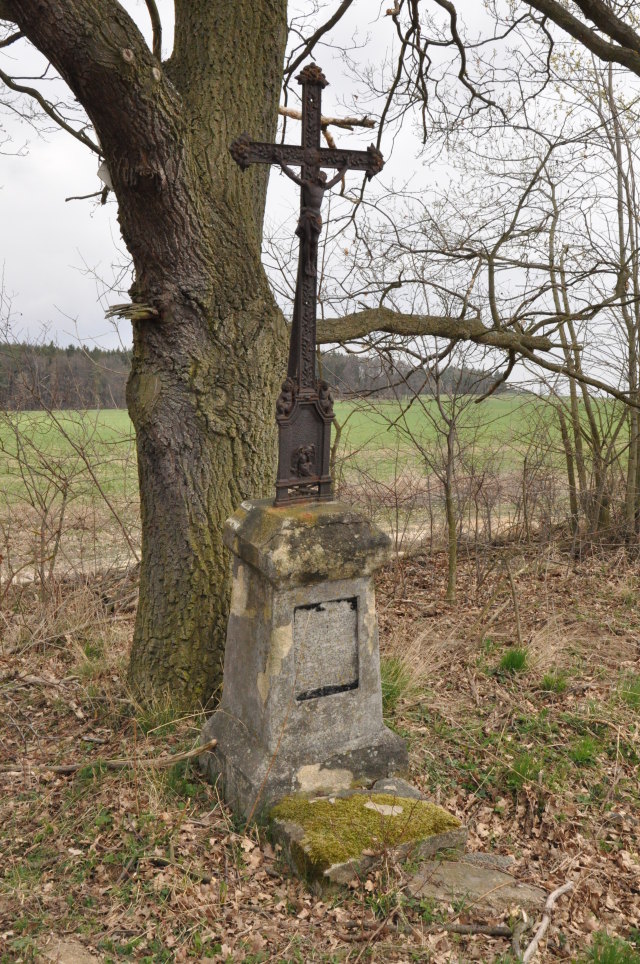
(0, 343, 507, 410)
(0, 343, 131, 410)
(321, 352, 508, 400)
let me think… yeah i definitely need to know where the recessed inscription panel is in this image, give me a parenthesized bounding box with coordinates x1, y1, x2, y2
(294, 597, 358, 701)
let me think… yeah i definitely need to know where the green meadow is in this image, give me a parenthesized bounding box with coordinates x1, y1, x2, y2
(332, 394, 553, 476)
(0, 408, 137, 501)
(0, 393, 618, 502)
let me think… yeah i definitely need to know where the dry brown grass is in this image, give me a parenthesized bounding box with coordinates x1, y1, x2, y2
(1, 546, 639, 962)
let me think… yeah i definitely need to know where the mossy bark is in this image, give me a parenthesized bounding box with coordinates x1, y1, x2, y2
(9, 0, 289, 705)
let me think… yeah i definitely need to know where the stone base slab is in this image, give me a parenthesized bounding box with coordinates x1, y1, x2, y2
(268, 789, 466, 889)
(407, 855, 547, 915)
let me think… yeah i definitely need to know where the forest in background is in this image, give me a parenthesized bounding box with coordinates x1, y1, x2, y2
(0, 343, 512, 410)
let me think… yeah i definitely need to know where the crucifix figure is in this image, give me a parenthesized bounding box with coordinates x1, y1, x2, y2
(230, 63, 384, 505)
(280, 164, 347, 276)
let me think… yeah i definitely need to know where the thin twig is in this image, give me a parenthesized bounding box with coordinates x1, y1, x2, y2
(512, 916, 533, 958)
(65, 190, 108, 204)
(444, 923, 512, 937)
(285, 0, 357, 79)
(505, 558, 523, 647)
(522, 881, 573, 962)
(0, 30, 22, 47)
(143, 0, 162, 60)
(0, 66, 99, 153)
(0, 738, 217, 775)
(143, 854, 212, 884)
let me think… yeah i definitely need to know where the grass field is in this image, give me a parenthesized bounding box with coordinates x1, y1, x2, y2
(0, 394, 622, 582)
(0, 409, 140, 582)
(0, 393, 556, 496)
(0, 408, 137, 498)
(334, 394, 546, 452)
(0, 396, 537, 452)
(0, 393, 615, 486)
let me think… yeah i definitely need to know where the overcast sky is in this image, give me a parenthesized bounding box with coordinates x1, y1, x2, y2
(0, 1, 407, 349)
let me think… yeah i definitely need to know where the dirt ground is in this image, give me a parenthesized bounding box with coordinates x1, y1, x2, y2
(1, 544, 639, 962)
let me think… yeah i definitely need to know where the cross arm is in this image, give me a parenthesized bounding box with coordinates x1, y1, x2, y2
(230, 134, 384, 181)
(316, 144, 384, 180)
(230, 133, 306, 170)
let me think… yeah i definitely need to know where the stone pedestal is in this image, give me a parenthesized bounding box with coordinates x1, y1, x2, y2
(200, 499, 408, 818)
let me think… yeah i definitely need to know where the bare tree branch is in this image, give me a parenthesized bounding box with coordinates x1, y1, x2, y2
(2, 0, 213, 305)
(570, 0, 640, 52)
(0, 29, 21, 47)
(521, 344, 637, 407)
(285, 0, 357, 79)
(0, 66, 100, 153)
(431, 0, 501, 111)
(525, 0, 640, 75)
(316, 306, 553, 352)
(522, 882, 573, 963)
(65, 189, 109, 204)
(278, 105, 374, 131)
(144, 0, 162, 61)
(474, 349, 517, 403)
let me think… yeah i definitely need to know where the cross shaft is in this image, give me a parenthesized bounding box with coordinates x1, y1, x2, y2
(230, 63, 384, 504)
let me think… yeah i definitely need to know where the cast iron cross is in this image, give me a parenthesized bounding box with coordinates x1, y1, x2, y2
(230, 63, 384, 505)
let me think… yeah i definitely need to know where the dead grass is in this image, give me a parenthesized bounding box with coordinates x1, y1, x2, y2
(1, 546, 639, 962)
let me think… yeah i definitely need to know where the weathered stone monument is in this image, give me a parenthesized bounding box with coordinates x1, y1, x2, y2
(200, 63, 408, 818)
(200, 498, 407, 817)
(199, 65, 546, 909)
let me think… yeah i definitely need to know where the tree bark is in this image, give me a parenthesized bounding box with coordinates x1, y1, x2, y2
(6, 0, 289, 706)
(444, 483, 457, 603)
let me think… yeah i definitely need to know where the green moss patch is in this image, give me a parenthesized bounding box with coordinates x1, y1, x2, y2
(270, 793, 461, 871)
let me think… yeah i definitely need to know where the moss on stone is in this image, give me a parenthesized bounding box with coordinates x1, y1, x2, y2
(271, 793, 461, 870)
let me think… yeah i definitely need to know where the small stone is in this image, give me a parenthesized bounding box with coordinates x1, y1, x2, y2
(364, 801, 404, 816)
(371, 777, 424, 800)
(41, 940, 100, 964)
(462, 852, 516, 872)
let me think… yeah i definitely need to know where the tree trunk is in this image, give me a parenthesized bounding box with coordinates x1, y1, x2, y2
(126, 273, 284, 704)
(8, 0, 289, 706)
(557, 408, 579, 539)
(444, 481, 457, 604)
(127, 0, 290, 705)
(444, 427, 457, 604)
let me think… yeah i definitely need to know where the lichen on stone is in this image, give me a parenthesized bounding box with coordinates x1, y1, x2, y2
(270, 793, 461, 870)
